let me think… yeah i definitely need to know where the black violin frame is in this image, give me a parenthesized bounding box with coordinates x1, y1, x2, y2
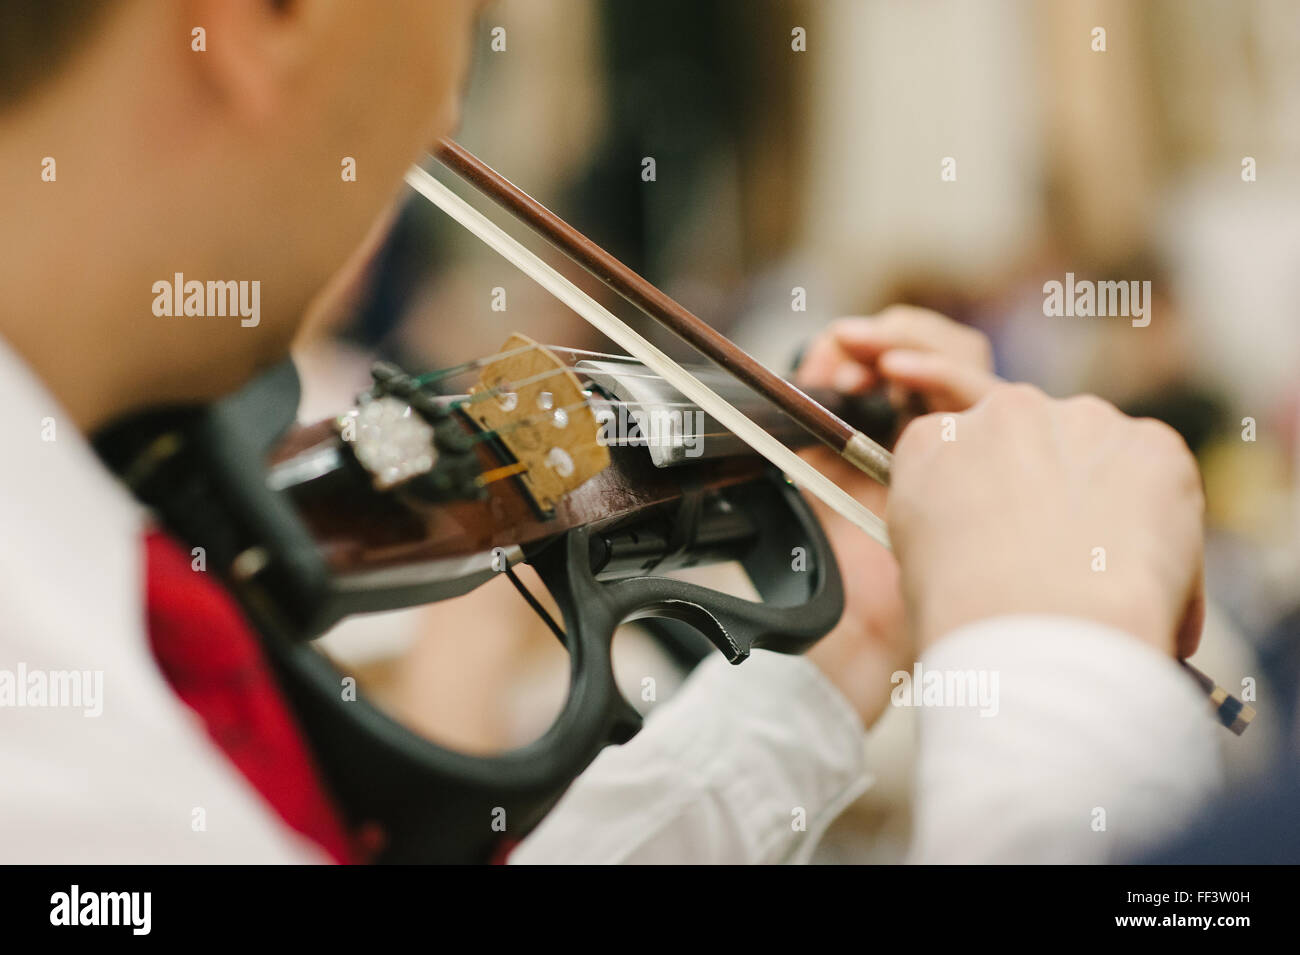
(94, 360, 846, 864)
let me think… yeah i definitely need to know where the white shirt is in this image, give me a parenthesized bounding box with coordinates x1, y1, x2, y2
(0, 337, 1221, 863)
(0, 338, 322, 862)
(906, 617, 1222, 863)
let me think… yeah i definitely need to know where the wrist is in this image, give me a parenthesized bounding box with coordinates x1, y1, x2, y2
(806, 643, 894, 728)
(912, 569, 1179, 658)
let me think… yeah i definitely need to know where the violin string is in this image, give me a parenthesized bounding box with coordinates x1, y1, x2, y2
(473, 432, 731, 488)
(412, 341, 545, 386)
(461, 394, 703, 445)
(449, 362, 674, 412)
(462, 396, 594, 445)
(474, 431, 736, 488)
(403, 333, 741, 488)
(464, 363, 594, 403)
(415, 341, 666, 390)
(462, 391, 714, 448)
(600, 399, 700, 408)
(423, 342, 724, 447)
(543, 344, 645, 363)
(601, 433, 732, 444)
(405, 163, 891, 549)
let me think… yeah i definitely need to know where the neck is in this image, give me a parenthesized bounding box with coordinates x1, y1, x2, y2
(0, 139, 143, 432)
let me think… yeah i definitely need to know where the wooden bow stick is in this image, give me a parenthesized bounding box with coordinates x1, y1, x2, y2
(406, 149, 892, 549)
(433, 139, 894, 489)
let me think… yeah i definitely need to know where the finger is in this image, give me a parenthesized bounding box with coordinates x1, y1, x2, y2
(877, 349, 1000, 412)
(795, 332, 877, 393)
(793, 332, 839, 385)
(832, 308, 984, 365)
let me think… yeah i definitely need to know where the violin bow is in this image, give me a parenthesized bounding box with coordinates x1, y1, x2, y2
(406, 143, 892, 550)
(405, 141, 1254, 736)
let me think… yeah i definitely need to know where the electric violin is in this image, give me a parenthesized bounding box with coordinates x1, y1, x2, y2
(93, 142, 1252, 864)
(94, 331, 899, 863)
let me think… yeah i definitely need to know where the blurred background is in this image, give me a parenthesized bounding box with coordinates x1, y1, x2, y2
(299, 0, 1300, 862)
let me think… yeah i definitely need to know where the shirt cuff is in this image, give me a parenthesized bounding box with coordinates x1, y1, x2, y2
(908, 615, 1222, 863)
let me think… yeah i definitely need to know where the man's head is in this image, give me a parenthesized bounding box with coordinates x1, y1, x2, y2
(0, 0, 482, 428)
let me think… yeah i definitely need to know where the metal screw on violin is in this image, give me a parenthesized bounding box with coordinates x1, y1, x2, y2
(91, 143, 1254, 865)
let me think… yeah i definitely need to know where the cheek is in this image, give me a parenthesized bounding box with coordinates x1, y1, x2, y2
(404, 2, 476, 123)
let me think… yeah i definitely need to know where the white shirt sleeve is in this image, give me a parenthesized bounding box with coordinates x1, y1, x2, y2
(511, 649, 871, 864)
(907, 615, 1223, 864)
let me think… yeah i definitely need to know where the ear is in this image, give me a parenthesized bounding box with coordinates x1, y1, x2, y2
(186, 0, 322, 123)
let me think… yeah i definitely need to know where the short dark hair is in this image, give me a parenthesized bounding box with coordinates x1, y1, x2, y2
(0, 1, 115, 108)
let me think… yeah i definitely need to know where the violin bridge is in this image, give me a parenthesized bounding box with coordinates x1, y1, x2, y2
(468, 333, 609, 511)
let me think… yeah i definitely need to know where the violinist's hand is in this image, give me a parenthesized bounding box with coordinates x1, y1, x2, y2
(794, 307, 999, 727)
(797, 306, 998, 413)
(888, 385, 1206, 660)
